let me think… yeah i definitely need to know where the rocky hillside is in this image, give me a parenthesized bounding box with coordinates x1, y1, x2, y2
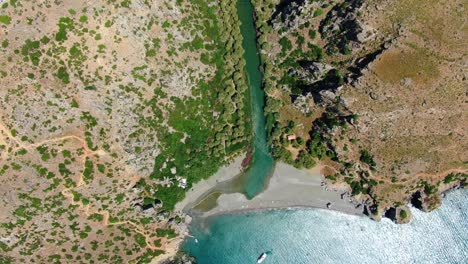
(254, 0, 467, 223)
(0, 0, 249, 262)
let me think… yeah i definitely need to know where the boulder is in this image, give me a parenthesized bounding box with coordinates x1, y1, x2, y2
(384, 205, 412, 224)
(304, 62, 334, 82)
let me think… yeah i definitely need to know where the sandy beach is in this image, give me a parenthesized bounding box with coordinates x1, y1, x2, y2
(202, 162, 363, 217)
(174, 155, 245, 212)
(161, 161, 363, 263)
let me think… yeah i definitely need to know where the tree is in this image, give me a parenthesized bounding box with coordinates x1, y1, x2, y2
(360, 150, 376, 168)
(295, 150, 316, 169)
(264, 97, 282, 113)
(279, 37, 292, 53)
(400, 209, 408, 219)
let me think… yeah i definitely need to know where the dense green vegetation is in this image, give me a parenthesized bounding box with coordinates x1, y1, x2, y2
(250, 0, 348, 170)
(0, 0, 254, 261)
(132, 0, 251, 211)
(443, 173, 467, 184)
(0, 15, 11, 24)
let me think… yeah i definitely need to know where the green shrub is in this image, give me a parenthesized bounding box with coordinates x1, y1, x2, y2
(134, 233, 146, 248)
(423, 182, 436, 195)
(56, 67, 70, 84)
(443, 173, 456, 184)
(294, 150, 316, 169)
(360, 150, 376, 168)
(0, 15, 11, 24)
(79, 15, 88, 23)
(400, 209, 408, 219)
(308, 29, 316, 39)
(279, 37, 292, 53)
(121, 0, 131, 8)
(313, 9, 323, 17)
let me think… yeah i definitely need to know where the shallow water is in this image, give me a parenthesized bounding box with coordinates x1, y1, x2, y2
(183, 1, 467, 263)
(188, 0, 274, 211)
(183, 189, 467, 264)
(236, 0, 274, 198)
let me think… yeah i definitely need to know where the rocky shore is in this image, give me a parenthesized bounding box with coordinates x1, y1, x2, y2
(156, 160, 466, 263)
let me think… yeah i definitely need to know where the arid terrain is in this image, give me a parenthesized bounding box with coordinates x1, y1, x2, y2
(0, 0, 249, 262)
(255, 0, 467, 223)
(0, 0, 466, 263)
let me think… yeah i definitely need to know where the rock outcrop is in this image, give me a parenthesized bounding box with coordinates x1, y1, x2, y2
(384, 206, 412, 224)
(319, 0, 366, 54)
(271, 0, 308, 27)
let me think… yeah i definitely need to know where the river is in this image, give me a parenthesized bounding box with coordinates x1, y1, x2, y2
(234, 0, 274, 199)
(187, 0, 274, 209)
(182, 0, 468, 263)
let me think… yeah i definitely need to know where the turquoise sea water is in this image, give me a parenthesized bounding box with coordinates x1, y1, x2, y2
(183, 1, 467, 263)
(183, 189, 467, 263)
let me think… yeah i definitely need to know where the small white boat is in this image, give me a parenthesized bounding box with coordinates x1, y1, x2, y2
(257, 252, 267, 263)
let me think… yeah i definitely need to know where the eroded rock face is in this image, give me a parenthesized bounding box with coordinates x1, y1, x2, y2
(384, 206, 412, 224)
(364, 204, 382, 222)
(289, 62, 334, 84)
(161, 253, 197, 264)
(410, 191, 423, 210)
(422, 194, 442, 213)
(271, 0, 308, 27)
(319, 0, 365, 54)
(396, 206, 412, 224)
(302, 62, 334, 83)
(384, 207, 396, 220)
(256, 0, 468, 225)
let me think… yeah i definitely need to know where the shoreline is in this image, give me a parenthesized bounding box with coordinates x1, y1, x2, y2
(199, 162, 363, 217)
(203, 204, 364, 219)
(162, 160, 364, 263)
(165, 160, 466, 263)
(174, 155, 245, 213)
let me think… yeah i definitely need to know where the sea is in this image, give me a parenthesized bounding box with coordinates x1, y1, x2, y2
(183, 189, 467, 264)
(182, 0, 468, 263)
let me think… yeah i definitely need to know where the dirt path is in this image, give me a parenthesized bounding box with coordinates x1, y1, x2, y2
(0, 121, 26, 160)
(0, 127, 167, 253)
(49, 134, 163, 253)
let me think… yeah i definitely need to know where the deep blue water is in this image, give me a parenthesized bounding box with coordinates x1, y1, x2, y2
(183, 189, 467, 264)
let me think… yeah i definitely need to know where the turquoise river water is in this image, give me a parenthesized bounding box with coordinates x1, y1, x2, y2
(236, 0, 274, 199)
(183, 0, 467, 263)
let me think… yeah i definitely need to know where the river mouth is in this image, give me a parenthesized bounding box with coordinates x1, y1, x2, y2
(184, 0, 274, 214)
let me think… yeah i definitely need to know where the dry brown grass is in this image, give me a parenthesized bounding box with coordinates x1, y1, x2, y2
(325, 0, 468, 211)
(373, 45, 439, 84)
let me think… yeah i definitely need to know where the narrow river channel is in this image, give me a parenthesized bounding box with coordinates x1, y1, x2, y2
(182, 1, 468, 263)
(235, 0, 274, 198)
(185, 0, 275, 211)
